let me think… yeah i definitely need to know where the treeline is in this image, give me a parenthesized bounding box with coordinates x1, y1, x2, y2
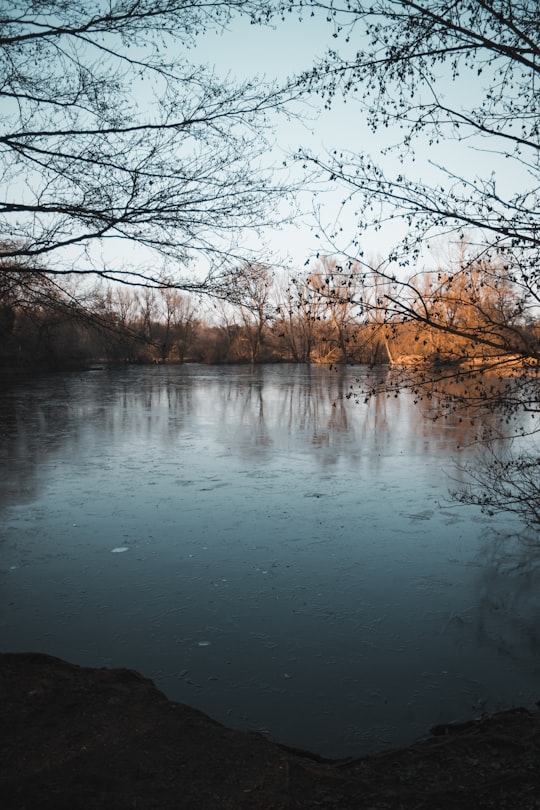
(0, 277, 387, 370)
(2, 255, 538, 372)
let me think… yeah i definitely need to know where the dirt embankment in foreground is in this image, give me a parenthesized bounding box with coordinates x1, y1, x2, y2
(1, 652, 539, 809)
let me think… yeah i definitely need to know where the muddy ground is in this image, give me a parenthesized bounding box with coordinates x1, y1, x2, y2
(1, 652, 540, 809)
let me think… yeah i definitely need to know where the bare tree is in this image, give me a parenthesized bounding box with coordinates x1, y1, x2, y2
(290, 1, 540, 528)
(224, 262, 275, 361)
(275, 272, 319, 362)
(155, 289, 199, 361)
(292, 1, 539, 377)
(454, 446, 540, 536)
(305, 255, 366, 362)
(0, 1, 293, 293)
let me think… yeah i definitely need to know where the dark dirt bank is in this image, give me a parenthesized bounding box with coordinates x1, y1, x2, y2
(1, 652, 540, 809)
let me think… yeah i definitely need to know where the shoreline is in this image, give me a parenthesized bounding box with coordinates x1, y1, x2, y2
(2, 652, 539, 809)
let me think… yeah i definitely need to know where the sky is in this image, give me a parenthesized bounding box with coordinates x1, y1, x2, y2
(196, 13, 405, 268)
(6, 3, 526, 288)
(186, 8, 523, 278)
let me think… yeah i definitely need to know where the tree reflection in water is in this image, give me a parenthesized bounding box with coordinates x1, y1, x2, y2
(470, 531, 540, 669)
(0, 364, 536, 757)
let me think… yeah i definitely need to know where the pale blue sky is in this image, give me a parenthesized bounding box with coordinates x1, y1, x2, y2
(36, 5, 521, 284)
(194, 14, 397, 269)
(4, 3, 526, 286)
(189, 10, 522, 275)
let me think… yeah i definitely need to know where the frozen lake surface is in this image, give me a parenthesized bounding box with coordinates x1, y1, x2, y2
(1, 364, 539, 756)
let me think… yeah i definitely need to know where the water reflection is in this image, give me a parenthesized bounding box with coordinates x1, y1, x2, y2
(0, 364, 507, 499)
(470, 532, 540, 667)
(0, 364, 536, 757)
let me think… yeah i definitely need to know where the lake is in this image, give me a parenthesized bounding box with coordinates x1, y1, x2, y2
(1, 363, 539, 757)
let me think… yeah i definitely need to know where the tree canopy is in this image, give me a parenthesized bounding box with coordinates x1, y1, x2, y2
(293, 0, 539, 378)
(0, 0, 291, 290)
(284, 0, 540, 529)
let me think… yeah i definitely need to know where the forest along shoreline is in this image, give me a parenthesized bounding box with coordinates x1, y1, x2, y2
(4, 252, 540, 373)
